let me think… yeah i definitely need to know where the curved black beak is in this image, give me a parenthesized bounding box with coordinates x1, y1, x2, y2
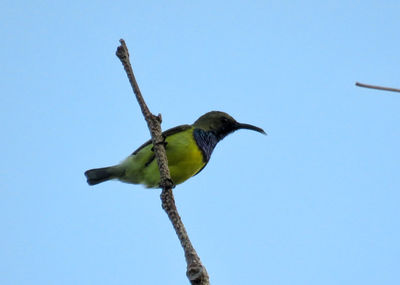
(236, 122, 266, 135)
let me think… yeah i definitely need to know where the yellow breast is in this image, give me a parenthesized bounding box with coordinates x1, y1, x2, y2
(165, 128, 205, 185)
(122, 128, 206, 188)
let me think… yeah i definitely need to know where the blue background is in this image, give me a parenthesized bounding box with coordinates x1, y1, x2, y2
(2, 1, 399, 284)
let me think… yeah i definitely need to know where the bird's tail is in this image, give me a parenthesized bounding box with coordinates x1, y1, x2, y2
(84, 166, 123, 186)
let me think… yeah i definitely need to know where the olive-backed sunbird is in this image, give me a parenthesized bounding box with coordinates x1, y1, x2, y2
(85, 111, 265, 188)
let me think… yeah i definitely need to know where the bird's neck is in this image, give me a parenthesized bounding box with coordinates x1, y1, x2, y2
(193, 128, 219, 162)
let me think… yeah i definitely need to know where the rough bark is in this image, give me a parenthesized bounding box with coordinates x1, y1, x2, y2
(116, 39, 210, 284)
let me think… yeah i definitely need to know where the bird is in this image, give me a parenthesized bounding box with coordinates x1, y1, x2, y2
(84, 111, 265, 188)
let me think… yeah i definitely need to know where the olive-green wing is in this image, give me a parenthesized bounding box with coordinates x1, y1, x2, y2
(132, 124, 192, 155)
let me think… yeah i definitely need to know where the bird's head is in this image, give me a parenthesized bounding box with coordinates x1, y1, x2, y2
(193, 111, 266, 141)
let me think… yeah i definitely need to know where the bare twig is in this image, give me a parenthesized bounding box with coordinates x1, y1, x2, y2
(116, 39, 210, 285)
(355, 82, 400, 93)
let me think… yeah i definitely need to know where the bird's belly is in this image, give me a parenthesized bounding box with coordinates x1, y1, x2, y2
(167, 143, 205, 185)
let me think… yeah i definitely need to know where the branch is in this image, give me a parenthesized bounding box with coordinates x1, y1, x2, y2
(355, 82, 400, 93)
(116, 39, 210, 285)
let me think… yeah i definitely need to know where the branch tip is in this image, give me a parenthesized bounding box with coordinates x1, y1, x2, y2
(156, 113, 163, 123)
(355, 82, 400, 93)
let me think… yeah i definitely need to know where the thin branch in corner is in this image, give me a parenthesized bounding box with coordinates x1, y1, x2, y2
(355, 82, 400, 93)
(115, 39, 210, 285)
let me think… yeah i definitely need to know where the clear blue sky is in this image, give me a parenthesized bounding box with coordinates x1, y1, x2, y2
(1, 1, 399, 284)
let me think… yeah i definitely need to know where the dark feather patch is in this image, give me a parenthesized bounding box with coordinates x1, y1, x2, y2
(193, 128, 218, 162)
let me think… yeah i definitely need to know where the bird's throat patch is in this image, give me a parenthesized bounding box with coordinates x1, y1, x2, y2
(193, 128, 218, 162)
